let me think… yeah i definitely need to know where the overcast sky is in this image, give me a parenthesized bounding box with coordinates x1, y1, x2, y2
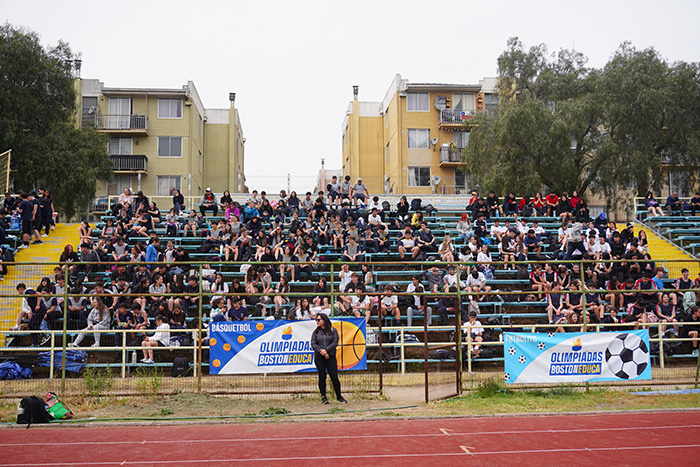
(4, 0, 700, 192)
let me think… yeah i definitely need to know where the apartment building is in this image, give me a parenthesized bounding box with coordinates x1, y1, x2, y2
(76, 78, 245, 201)
(341, 74, 498, 195)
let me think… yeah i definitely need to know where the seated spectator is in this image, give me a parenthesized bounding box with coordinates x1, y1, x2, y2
(114, 302, 135, 347)
(544, 190, 559, 216)
(200, 188, 218, 216)
(463, 311, 484, 357)
(584, 282, 604, 321)
(485, 191, 502, 218)
(464, 268, 491, 301)
(502, 192, 518, 217)
(533, 192, 545, 215)
(524, 229, 542, 256)
(351, 177, 369, 206)
(665, 191, 685, 215)
(406, 275, 432, 327)
(490, 219, 506, 243)
(342, 235, 364, 263)
(655, 293, 679, 336)
(68, 297, 111, 348)
(547, 283, 568, 324)
(394, 196, 411, 229)
(312, 277, 330, 309)
(556, 193, 573, 222)
(682, 306, 700, 356)
(228, 297, 249, 321)
(644, 191, 664, 217)
(140, 314, 170, 364)
(690, 192, 700, 216)
(529, 265, 546, 298)
(424, 266, 444, 293)
(436, 285, 459, 325)
(455, 213, 473, 243)
(380, 285, 400, 324)
(397, 229, 419, 260)
(438, 235, 455, 263)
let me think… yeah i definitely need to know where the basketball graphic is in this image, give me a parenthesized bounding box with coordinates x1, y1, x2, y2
(237, 335, 245, 344)
(212, 359, 221, 368)
(209, 337, 217, 347)
(223, 343, 231, 351)
(332, 320, 366, 370)
(256, 322, 264, 331)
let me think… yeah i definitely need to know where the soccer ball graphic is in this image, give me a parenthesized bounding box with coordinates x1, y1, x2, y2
(604, 333, 649, 379)
(508, 347, 516, 355)
(537, 342, 546, 350)
(504, 372, 510, 381)
(548, 332, 555, 338)
(518, 355, 527, 364)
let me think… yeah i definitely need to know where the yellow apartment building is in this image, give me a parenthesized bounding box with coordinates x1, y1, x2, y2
(76, 78, 245, 203)
(341, 74, 498, 196)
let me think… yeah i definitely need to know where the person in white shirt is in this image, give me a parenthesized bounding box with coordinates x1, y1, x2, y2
(380, 285, 400, 323)
(442, 265, 459, 292)
(465, 268, 491, 301)
(476, 244, 496, 278)
(338, 264, 353, 292)
(463, 311, 484, 356)
(490, 220, 507, 242)
(351, 293, 373, 323)
(597, 236, 611, 256)
(557, 221, 572, 250)
(584, 234, 601, 260)
(406, 276, 433, 327)
(517, 219, 530, 236)
(141, 314, 170, 364)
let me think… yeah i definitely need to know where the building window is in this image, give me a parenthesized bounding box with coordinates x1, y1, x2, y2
(408, 167, 431, 187)
(386, 143, 390, 164)
(453, 131, 469, 149)
(407, 92, 429, 112)
(158, 98, 182, 118)
(158, 136, 182, 157)
(453, 93, 475, 112)
(156, 176, 181, 197)
(107, 175, 133, 196)
(455, 169, 467, 191)
(385, 109, 389, 128)
(408, 129, 430, 149)
(108, 137, 132, 155)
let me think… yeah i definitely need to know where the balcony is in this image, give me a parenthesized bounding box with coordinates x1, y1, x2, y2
(110, 154, 148, 173)
(439, 146, 464, 167)
(439, 109, 484, 128)
(89, 115, 149, 135)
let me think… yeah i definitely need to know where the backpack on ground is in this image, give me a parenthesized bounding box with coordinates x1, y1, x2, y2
(46, 392, 73, 420)
(172, 355, 190, 378)
(424, 204, 437, 213)
(381, 200, 391, 212)
(410, 198, 422, 211)
(17, 396, 49, 426)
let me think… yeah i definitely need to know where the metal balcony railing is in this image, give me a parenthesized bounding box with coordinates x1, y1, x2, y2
(110, 154, 148, 172)
(439, 146, 464, 163)
(439, 109, 484, 124)
(91, 114, 148, 131)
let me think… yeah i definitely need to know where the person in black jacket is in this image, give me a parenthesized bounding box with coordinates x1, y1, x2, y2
(310, 313, 346, 404)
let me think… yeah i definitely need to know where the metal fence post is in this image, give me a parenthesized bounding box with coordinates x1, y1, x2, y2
(423, 294, 429, 404)
(197, 263, 204, 392)
(659, 326, 665, 369)
(330, 263, 335, 316)
(61, 281, 69, 393)
(580, 262, 588, 331)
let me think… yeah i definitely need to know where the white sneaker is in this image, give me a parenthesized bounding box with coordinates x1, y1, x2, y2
(67, 342, 78, 347)
(51, 225, 55, 231)
(17, 244, 28, 249)
(90, 343, 100, 348)
(41, 234, 48, 238)
(40, 334, 51, 346)
(10, 325, 19, 331)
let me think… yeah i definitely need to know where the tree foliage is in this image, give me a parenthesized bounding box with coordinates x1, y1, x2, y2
(0, 23, 112, 219)
(464, 37, 700, 199)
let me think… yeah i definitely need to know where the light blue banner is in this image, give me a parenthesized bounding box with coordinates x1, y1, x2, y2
(503, 331, 652, 384)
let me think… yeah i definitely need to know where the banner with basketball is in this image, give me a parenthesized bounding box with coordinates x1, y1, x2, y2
(209, 318, 367, 374)
(503, 331, 651, 384)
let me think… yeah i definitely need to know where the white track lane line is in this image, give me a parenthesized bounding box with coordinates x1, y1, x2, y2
(1, 424, 698, 448)
(2, 443, 700, 466)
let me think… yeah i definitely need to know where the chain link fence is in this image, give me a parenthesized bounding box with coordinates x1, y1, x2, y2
(1, 259, 700, 398)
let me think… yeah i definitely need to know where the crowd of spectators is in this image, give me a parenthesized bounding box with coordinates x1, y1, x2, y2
(10, 184, 700, 357)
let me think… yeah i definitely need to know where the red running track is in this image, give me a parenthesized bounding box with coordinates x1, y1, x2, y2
(1, 411, 700, 466)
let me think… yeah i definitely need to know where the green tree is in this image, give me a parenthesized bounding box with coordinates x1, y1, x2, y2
(0, 23, 112, 219)
(464, 37, 700, 201)
(465, 37, 607, 196)
(599, 43, 700, 197)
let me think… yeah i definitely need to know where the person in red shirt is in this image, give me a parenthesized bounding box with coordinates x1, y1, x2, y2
(545, 190, 559, 216)
(533, 192, 545, 215)
(467, 191, 480, 206)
